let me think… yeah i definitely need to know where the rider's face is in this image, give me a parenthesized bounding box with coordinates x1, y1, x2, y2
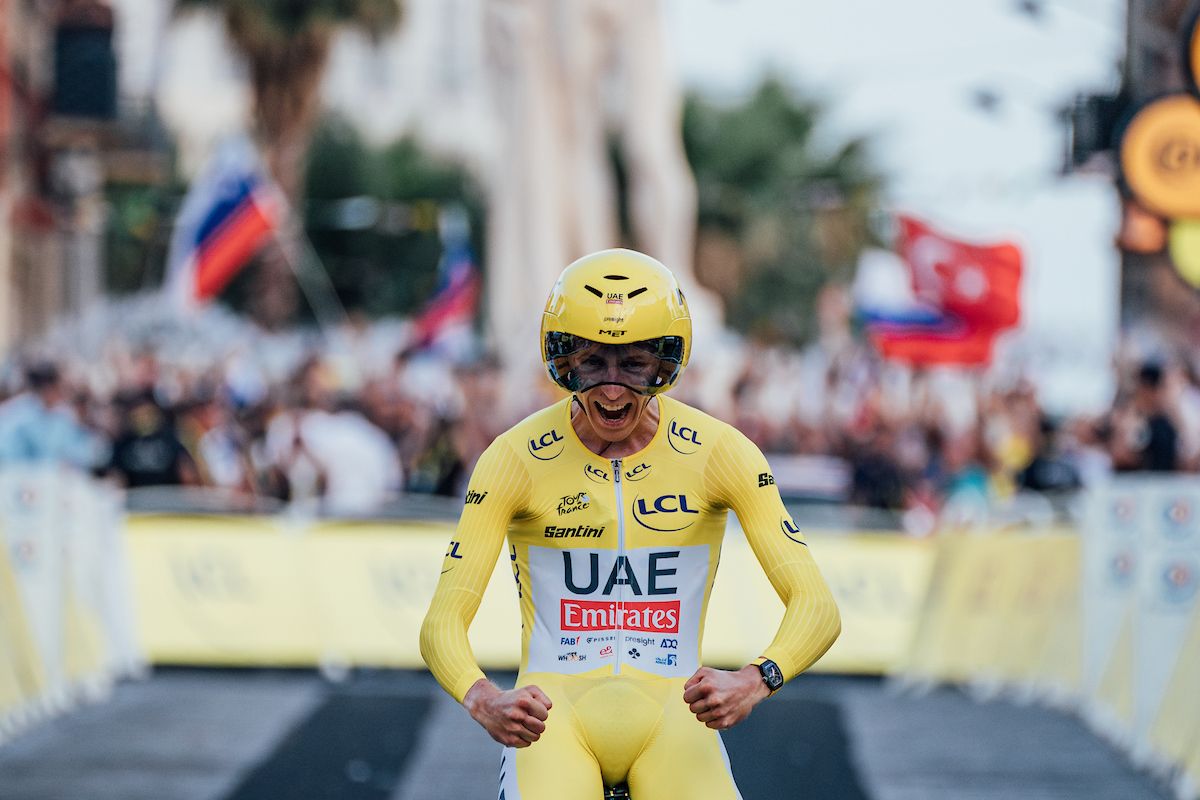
(577, 380, 646, 442)
(570, 346, 657, 442)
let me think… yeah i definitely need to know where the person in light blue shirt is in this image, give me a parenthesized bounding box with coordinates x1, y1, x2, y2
(0, 362, 107, 469)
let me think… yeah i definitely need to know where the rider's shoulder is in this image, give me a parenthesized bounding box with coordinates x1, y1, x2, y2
(491, 398, 573, 453)
(657, 396, 742, 452)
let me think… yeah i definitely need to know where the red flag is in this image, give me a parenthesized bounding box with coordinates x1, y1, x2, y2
(896, 216, 1022, 330)
(868, 216, 1022, 367)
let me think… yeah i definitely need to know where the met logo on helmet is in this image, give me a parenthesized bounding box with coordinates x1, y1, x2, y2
(667, 419, 701, 454)
(528, 429, 565, 460)
(633, 494, 699, 532)
(598, 329, 627, 337)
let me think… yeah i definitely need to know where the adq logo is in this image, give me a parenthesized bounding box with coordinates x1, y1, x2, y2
(633, 494, 699, 532)
(528, 428, 565, 461)
(667, 419, 701, 455)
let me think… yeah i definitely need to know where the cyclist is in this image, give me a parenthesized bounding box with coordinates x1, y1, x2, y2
(420, 249, 841, 799)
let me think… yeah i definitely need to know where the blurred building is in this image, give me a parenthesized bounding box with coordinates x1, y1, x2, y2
(1071, 0, 1200, 350)
(0, 0, 167, 354)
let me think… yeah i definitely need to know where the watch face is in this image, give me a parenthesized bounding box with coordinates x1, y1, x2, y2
(760, 660, 784, 691)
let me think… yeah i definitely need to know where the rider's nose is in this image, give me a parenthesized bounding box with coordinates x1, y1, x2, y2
(599, 383, 625, 401)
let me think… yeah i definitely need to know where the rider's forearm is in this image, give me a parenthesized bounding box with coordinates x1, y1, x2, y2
(759, 558, 841, 681)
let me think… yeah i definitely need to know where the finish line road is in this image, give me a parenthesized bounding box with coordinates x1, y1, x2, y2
(0, 670, 1170, 800)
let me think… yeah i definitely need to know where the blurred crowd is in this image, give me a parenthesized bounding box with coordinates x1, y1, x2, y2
(0, 294, 1197, 530)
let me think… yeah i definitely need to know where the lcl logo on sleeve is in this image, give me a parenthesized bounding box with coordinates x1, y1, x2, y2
(667, 419, 701, 455)
(528, 428, 565, 460)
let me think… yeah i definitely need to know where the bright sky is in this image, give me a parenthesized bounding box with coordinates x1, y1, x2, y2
(125, 0, 1128, 411)
(663, 0, 1127, 412)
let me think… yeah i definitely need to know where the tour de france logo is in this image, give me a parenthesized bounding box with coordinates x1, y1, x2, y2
(1161, 558, 1198, 605)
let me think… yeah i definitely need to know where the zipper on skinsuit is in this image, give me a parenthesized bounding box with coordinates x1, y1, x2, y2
(612, 457, 624, 675)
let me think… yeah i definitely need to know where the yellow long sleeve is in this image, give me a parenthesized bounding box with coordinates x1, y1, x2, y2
(419, 437, 531, 701)
(704, 427, 841, 681)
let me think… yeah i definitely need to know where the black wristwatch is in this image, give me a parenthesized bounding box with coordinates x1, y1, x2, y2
(756, 659, 784, 695)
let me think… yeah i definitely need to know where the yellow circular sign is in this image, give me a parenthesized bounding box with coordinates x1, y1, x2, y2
(1168, 219, 1200, 289)
(1120, 94, 1200, 219)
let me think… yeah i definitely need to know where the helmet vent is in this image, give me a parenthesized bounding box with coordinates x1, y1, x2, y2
(583, 284, 603, 298)
(627, 287, 648, 299)
(603, 274, 629, 280)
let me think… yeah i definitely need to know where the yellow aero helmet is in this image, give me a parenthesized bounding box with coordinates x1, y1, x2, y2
(541, 249, 692, 395)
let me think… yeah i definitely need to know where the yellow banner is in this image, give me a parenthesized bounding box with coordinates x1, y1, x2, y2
(125, 515, 933, 674)
(1149, 603, 1200, 766)
(0, 547, 29, 720)
(126, 515, 321, 665)
(897, 531, 1082, 690)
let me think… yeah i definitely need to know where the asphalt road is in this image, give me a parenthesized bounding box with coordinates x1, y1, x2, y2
(0, 670, 1172, 800)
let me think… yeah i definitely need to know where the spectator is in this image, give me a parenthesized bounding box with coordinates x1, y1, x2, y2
(107, 392, 198, 488)
(0, 361, 106, 469)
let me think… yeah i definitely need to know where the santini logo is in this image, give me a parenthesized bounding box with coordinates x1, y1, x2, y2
(464, 490, 488, 505)
(544, 524, 605, 539)
(758, 473, 775, 487)
(633, 494, 699, 532)
(528, 428, 565, 460)
(667, 419, 701, 455)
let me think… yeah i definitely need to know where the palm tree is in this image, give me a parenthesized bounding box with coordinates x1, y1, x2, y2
(176, 0, 402, 324)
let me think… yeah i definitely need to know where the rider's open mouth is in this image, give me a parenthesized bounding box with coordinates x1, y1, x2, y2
(594, 401, 633, 424)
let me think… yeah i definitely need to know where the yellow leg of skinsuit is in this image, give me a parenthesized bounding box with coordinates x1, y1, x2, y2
(501, 674, 742, 800)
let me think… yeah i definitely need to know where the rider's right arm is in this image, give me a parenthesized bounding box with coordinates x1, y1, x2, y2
(420, 437, 531, 702)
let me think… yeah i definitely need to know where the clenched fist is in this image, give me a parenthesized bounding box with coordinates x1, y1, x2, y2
(683, 665, 771, 730)
(464, 679, 554, 747)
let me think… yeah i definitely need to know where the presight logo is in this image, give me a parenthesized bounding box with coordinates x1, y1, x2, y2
(584, 463, 609, 483)
(528, 428, 565, 460)
(667, 419, 701, 455)
(633, 494, 699, 532)
(780, 516, 807, 546)
(625, 462, 651, 481)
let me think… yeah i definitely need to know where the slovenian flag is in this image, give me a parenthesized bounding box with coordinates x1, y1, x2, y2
(410, 206, 480, 350)
(165, 136, 281, 309)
